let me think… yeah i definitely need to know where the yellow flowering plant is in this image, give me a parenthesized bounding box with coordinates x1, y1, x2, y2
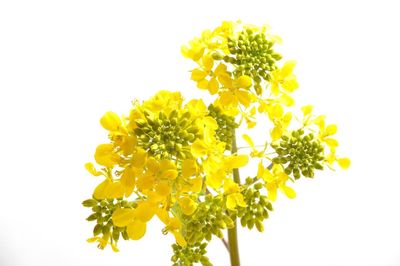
(82, 21, 350, 266)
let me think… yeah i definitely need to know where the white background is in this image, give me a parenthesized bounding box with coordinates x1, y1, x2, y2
(1, 0, 400, 265)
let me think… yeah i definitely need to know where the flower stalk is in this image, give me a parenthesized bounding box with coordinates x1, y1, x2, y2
(228, 128, 241, 266)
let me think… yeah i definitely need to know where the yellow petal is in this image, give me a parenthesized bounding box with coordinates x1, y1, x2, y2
(121, 167, 135, 188)
(218, 73, 233, 88)
(226, 194, 237, 210)
(268, 104, 284, 120)
(100, 111, 121, 131)
(191, 139, 209, 157)
(190, 176, 203, 193)
(173, 231, 187, 247)
(281, 185, 296, 199)
(178, 196, 198, 216)
(105, 182, 125, 198)
(94, 144, 116, 167)
(93, 179, 110, 199)
(127, 220, 146, 240)
(234, 193, 247, 208)
(205, 170, 225, 189)
(191, 69, 208, 81)
(282, 77, 299, 92)
(160, 159, 176, 170)
(266, 185, 277, 201)
(337, 158, 351, 169)
(326, 124, 338, 136)
(208, 77, 219, 94)
(192, 47, 205, 61)
(280, 61, 296, 77)
(155, 182, 171, 197)
(262, 168, 274, 182)
(325, 138, 339, 149)
(225, 155, 249, 169)
(197, 79, 209, 90)
(182, 159, 197, 178)
(242, 134, 255, 148)
(111, 243, 119, 252)
(236, 90, 252, 107)
(233, 75, 252, 88)
(161, 169, 178, 180)
(135, 201, 156, 222)
(132, 148, 147, 168)
(301, 105, 314, 116)
(257, 162, 264, 179)
(278, 93, 295, 107)
(202, 54, 214, 71)
(214, 63, 227, 76)
(85, 162, 102, 176)
(112, 208, 136, 227)
(314, 115, 326, 129)
(271, 126, 283, 141)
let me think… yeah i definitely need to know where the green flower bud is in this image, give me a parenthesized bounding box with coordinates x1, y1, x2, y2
(82, 199, 98, 207)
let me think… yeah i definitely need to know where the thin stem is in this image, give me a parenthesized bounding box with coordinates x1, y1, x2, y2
(227, 128, 241, 266)
(221, 237, 229, 251)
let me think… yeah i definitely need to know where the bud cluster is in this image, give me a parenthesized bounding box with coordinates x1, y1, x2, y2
(135, 110, 199, 160)
(171, 242, 212, 266)
(207, 104, 237, 150)
(218, 29, 281, 92)
(82, 198, 135, 243)
(272, 129, 325, 179)
(183, 194, 234, 245)
(235, 180, 273, 232)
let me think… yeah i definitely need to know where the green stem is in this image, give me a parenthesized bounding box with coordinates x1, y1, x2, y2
(228, 128, 241, 266)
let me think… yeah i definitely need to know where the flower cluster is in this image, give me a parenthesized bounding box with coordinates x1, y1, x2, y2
(83, 21, 350, 266)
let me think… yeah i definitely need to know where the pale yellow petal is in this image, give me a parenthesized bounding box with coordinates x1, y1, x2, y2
(191, 69, 208, 81)
(112, 208, 136, 227)
(191, 139, 209, 157)
(326, 124, 338, 136)
(225, 155, 249, 169)
(301, 105, 314, 117)
(182, 159, 197, 178)
(280, 61, 296, 77)
(94, 144, 117, 167)
(100, 111, 121, 131)
(337, 158, 351, 169)
(242, 134, 255, 148)
(135, 201, 156, 222)
(236, 90, 252, 107)
(233, 75, 252, 88)
(93, 179, 111, 200)
(281, 185, 296, 199)
(127, 220, 146, 240)
(226, 194, 237, 210)
(178, 196, 198, 216)
(85, 162, 102, 176)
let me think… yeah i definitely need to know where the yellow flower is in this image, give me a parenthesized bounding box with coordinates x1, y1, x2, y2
(87, 235, 119, 252)
(157, 209, 187, 247)
(270, 61, 299, 96)
(223, 178, 246, 210)
(266, 103, 293, 141)
(142, 90, 183, 116)
(181, 37, 205, 61)
(191, 54, 225, 95)
(259, 163, 296, 201)
(178, 196, 198, 216)
(313, 115, 339, 149)
(242, 134, 266, 158)
(112, 201, 158, 241)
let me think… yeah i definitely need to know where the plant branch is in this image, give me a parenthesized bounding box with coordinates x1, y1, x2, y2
(227, 128, 241, 266)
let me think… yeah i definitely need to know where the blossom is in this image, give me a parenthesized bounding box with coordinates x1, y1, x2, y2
(223, 178, 246, 210)
(258, 163, 296, 201)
